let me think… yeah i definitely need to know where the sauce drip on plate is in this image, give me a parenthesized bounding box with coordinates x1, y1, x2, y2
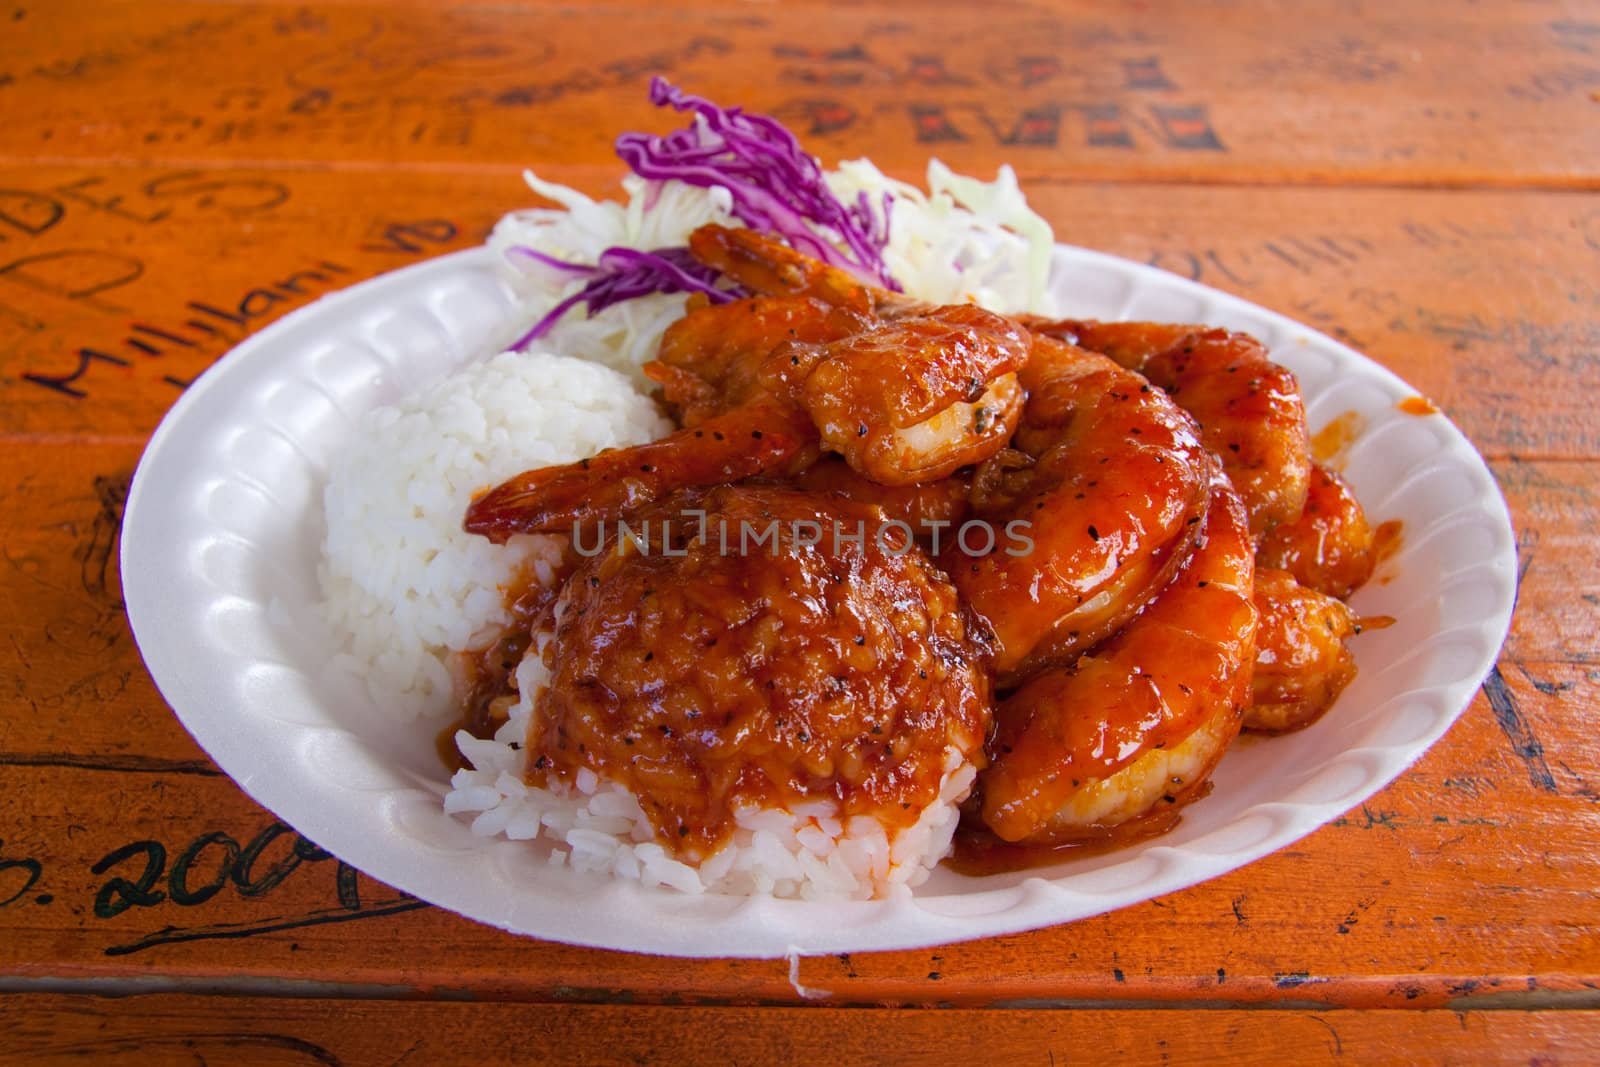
(1373, 519, 1404, 563)
(1311, 411, 1366, 465)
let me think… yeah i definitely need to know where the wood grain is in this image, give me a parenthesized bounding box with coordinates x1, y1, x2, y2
(3, 166, 1597, 458)
(2, 0, 1597, 1053)
(0, 1, 1596, 185)
(6, 995, 1600, 1065)
(0, 165, 486, 433)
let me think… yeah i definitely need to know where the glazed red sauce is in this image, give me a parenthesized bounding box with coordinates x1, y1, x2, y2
(436, 722, 465, 773)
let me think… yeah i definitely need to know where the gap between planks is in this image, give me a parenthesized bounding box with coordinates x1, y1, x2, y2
(4, 974, 1600, 1011)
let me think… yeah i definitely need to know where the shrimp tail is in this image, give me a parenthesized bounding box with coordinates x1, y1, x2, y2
(688, 224, 879, 315)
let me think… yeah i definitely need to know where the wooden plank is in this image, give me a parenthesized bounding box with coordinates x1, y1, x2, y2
(1024, 181, 1600, 464)
(0, 165, 488, 436)
(1, 440, 1596, 1005)
(0, 1, 1596, 186)
(1497, 459, 1600, 667)
(1, 163, 1596, 460)
(6, 996, 1600, 1065)
(1, 0, 1592, 1056)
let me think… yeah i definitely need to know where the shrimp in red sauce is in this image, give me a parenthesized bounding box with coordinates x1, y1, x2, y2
(978, 471, 1257, 844)
(1246, 568, 1359, 733)
(1027, 318, 1310, 536)
(943, 333, 1213, 687)
(1256, 463, 1375, 600)
(466, 227, 1029, 540)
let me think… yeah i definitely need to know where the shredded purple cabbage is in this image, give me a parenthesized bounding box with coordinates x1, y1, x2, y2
(507, 245, 739, 349)
(617, 77, 897, 290)
(508, 78, 898, 350)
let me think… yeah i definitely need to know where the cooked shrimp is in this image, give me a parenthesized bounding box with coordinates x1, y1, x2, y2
(1256, 463, 1375, 599)
(648, 294, 869, 426)
(468, 229, 1031, 540)
(652, 292, 1027, 487)
(978, 471, 1257, 844)
(802, 303, 1027, 484)
(464, 402, 818, 541)
(680, 225, 1030, 485)
(1028, 319, 1310, 535)
(1021, 695, 1241, 842)
(790, 458, 972, 534)
(943, 334, 1212, 684)
(1246, 567, 1357, 733)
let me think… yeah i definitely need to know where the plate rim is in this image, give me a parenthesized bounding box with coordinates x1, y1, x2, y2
(121, 241, 1518, 958)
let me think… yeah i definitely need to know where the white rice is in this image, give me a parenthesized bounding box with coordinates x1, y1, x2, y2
(318, 349, 671, 717)
(442, 631, 976, 900)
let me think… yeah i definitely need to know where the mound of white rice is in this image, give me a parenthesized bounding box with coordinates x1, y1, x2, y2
(320, 150, 1053, 898)
(318, 349, 671, 716)
(319, 346, 977, 898)
(443, 632, 976, 900)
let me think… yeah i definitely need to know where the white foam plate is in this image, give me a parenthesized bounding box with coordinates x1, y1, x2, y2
(122, 245, 1516, 957)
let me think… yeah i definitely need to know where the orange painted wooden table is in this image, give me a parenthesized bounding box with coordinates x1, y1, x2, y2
(4, 1, 1600, 1061)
